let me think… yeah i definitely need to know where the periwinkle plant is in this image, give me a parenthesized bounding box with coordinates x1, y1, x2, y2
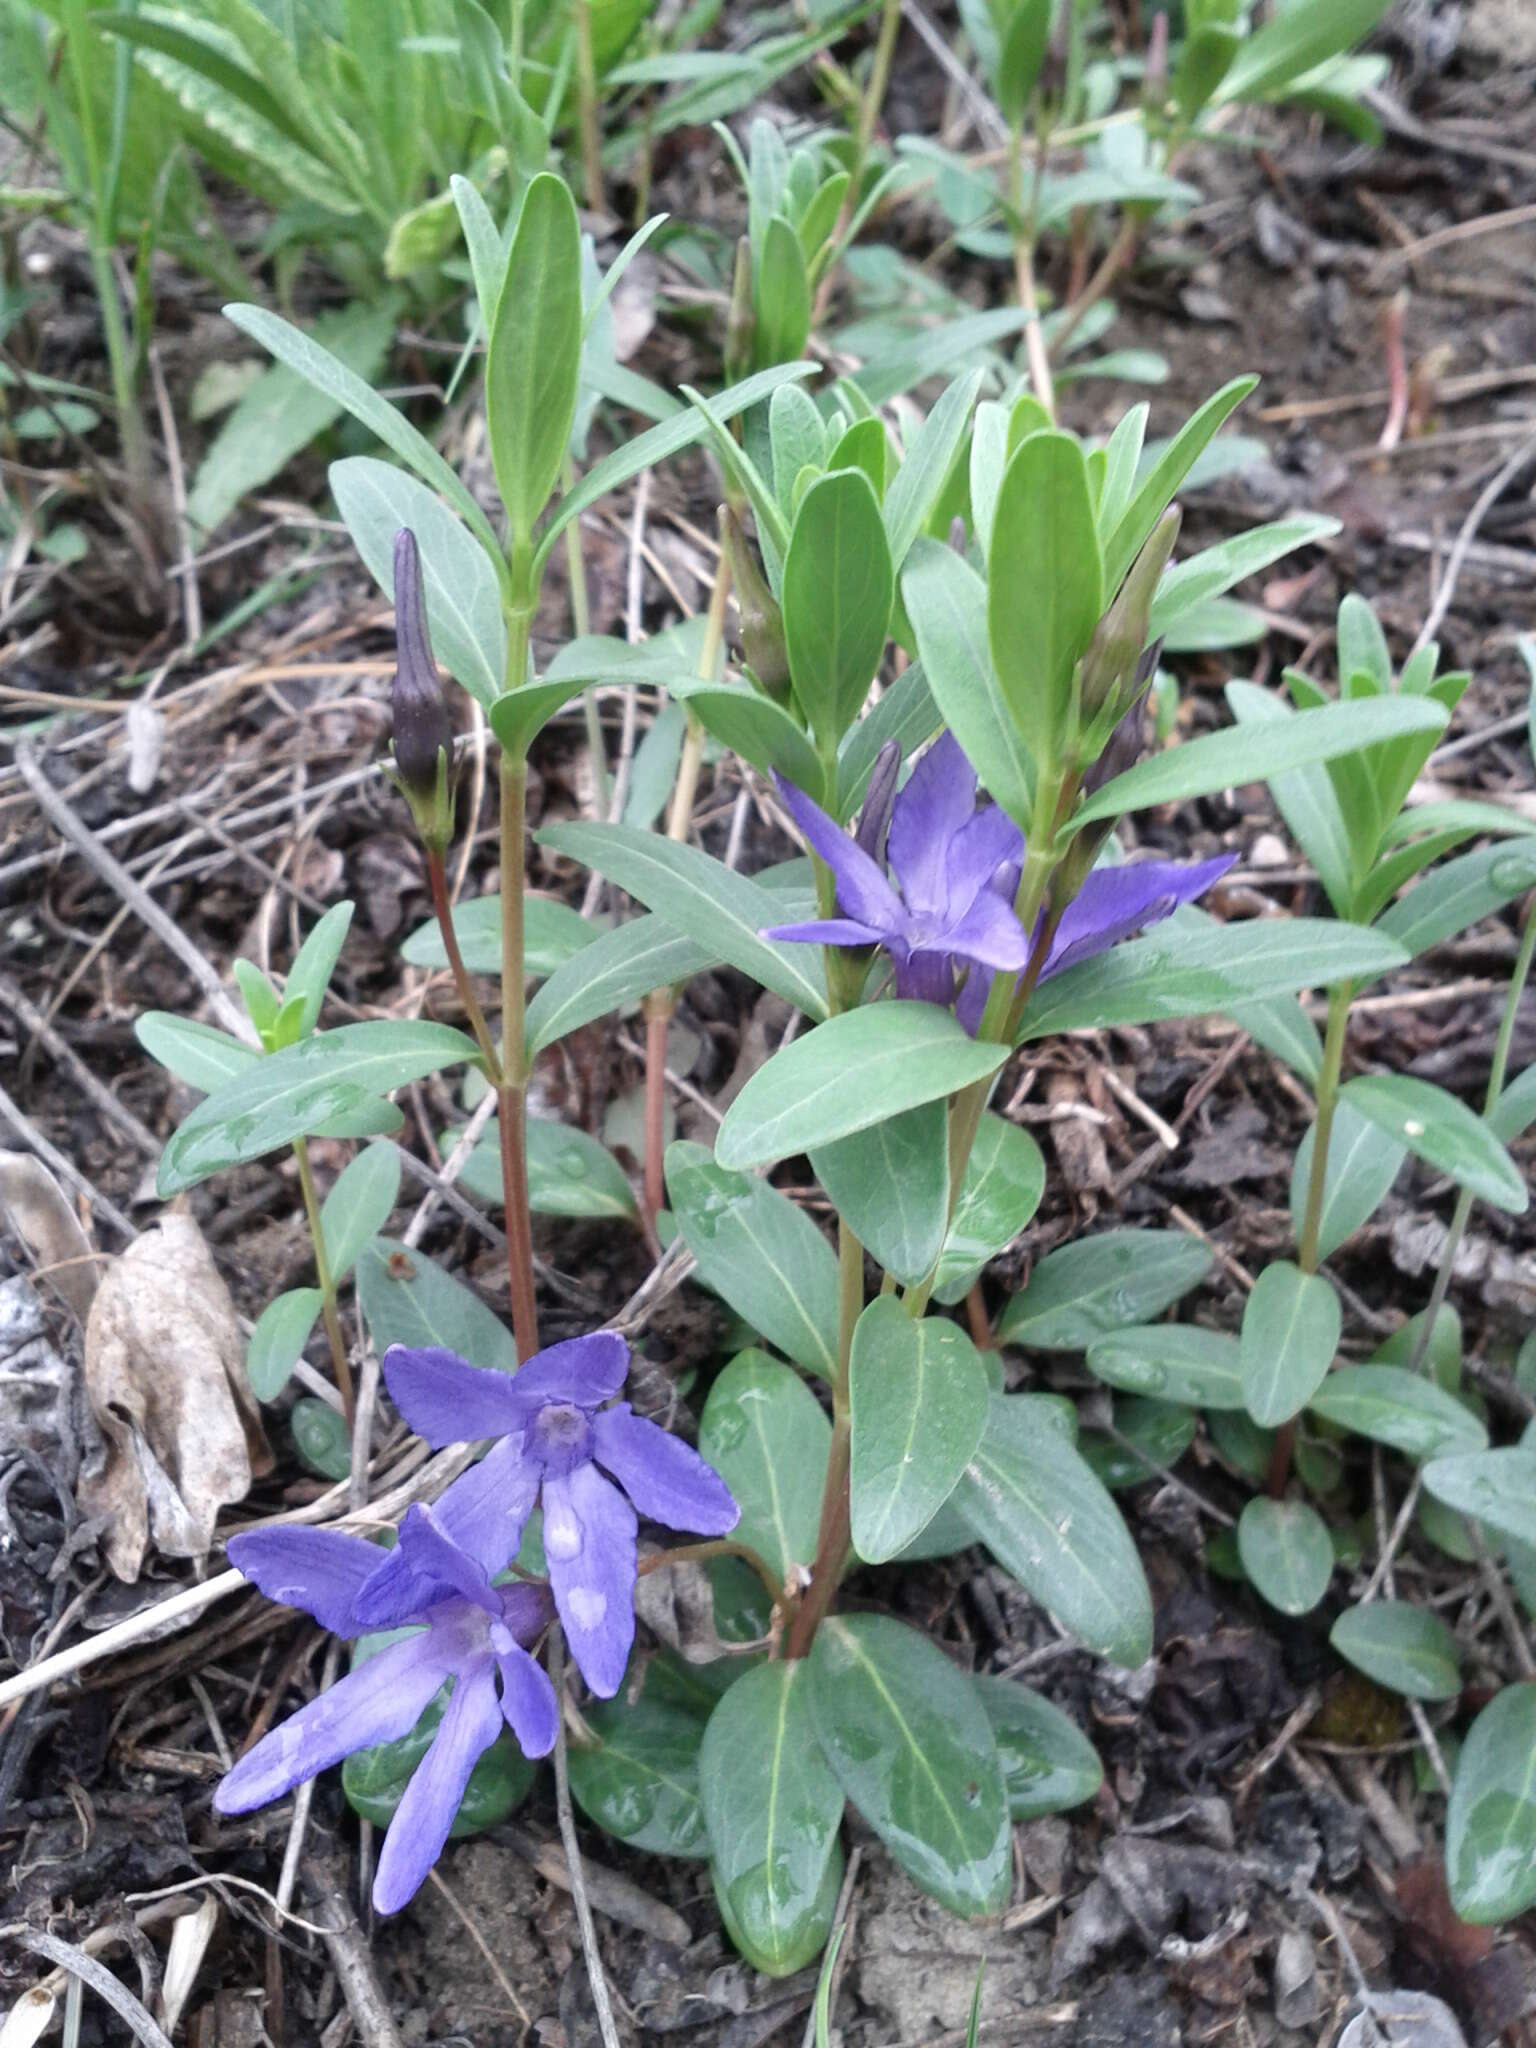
(140, 160, 1536, 1969)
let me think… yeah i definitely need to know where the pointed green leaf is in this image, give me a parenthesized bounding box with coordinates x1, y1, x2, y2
(812, 1102, 950, 1288)
(320, 1141, 401, 1282)
(973, 1673, 1102, 1819)
(247, 1286, 324, 1400)
(1086, 1325, 1246, 1408)
(1330, 1600, 1462, 1702)
(809, 1615, 1010, 1916)
(1241, 1260, 1340, 1427)
(955, 1393, 1153, 1665)
(699, 1350, 831, 1580)
(988, 430, 1102, 769)
(1290, 1099, 1407, 1261)
(849, 1299, 989, 1562)
(932, 1111, 1045, 1304)
(1307, 1367, 1487, 1460)
(700, 1661, 845, 1976)
(782, 468, 895, 750)
(1342, 1074, 1527, 1214)
(355, 1238, 517, 1372)
(716, 1004, 1007, 1170)
(567, 1695, 709, 1857)
(902, 538, 1034, 827)
(997, 1229, 1212, 1350)
(486, 172, 583, 547)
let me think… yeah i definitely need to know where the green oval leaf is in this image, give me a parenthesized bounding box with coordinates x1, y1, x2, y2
(292, 1395, 352, 1479)
(782, 468, 895, 750)
(809, 1615, 1010, 1916)
(812, 1102, 949, 1288)
(356, 1239, 517, 1373)
(1341, 1074, 1528, 1215)
(157, 1021, 480, 1195)
(955, 1393, 1153, 1667)
(901, 539, 1034, 828)
(933, 1112, 1045, 1305)
(486, 173, 583, 549)
(1290, 1100, 1407, 1262)
(320, 1141, 401, 1283)
(698, 1350, 831, 1580)
(1307, 1366, 1487, 1461)
(849, 1299, 989, 1563)
(1425, 1449, 1536, 1553)
(997, 1229, 1212, 1351)
(1241, 1261, 1340, 1428)
(973, 1673, 1104, 1819)
(667, 1142, 839, 1380)
(1237, 1496, 1334, 1615)
(567, 1695, 709, 1857)
(700, 1661, 845, 1977)
(1447, 1685, 1536, 1924)
(1330, 1600, 1462, 1702)
(716, 1004, 1007, 1172)
(247, 1286, 323, 1401)
(1087, 1325, 1246, 1409)
(988, 430, 1102, 770)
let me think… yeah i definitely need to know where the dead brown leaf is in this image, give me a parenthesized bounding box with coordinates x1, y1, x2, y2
(79, 1213, 273, 1580)
(0, 1150, 103, 1324)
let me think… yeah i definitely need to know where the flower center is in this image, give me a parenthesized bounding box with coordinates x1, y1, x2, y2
(531, 1400, 593, 1477)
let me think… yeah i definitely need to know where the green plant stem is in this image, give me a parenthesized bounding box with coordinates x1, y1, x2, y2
(1049, 213, 1138, 362)
(855, 0, 902, 169)
(786, 1217, 864, 1659)
(573, 0, 604, 214)
(1406, 890, 1536, 1379)
(293, 1136, 353, 1428)
(427, 849, 502, 1082)
(1265, 980, 1352, 1495)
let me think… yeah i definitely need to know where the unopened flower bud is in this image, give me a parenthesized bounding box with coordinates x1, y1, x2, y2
(854, 741, 901, 863)
(389, 528, 456, 851)
(720, 505, 791, 699)
(1144, 11, 1169, 103)
(1082, 696, 1147, 804)
(1078, 506, 1180, 733)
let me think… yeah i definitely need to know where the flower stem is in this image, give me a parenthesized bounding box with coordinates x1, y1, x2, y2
(786, 1217, 864, 1659)
(572, 0, 604, 215)
(1266, 980, 1352, 1495)
(294, 1136, 354, 1429)
(1009, 119, 1056, 423)
(1405, 890, 1536, 1379)
(427, 849, 501, 1082)
(499, 737, 541, 1363)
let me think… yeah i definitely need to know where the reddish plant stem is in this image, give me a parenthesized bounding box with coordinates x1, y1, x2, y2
(642, 1001, 670, 1224)
(427, 850, 500, 1079)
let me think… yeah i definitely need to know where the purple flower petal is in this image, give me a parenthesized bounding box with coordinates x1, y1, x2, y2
(498, 1579, 556, 1644)
(1040, 854, 1236, 982)
(954, 960, 994, 1037)
(761, 917, 890, 949)
(592, 1405, 740, 1536)
(893, 951, 957, 1005)
(225, 1527, 386, 1636)
(428, 1434, 541, 1580)
(543, 1463, 637, 1699)
(773, 776, 906, 936)
(942, 805, 1025, 921)
(943, 885, 1032, 973)
(886, 734, 977, 922)
(505, 1330, 630, 1413)
(350, 1446, 540, 1630)
(384, 1345, 527, 1446)
(214, 1632, 452, 1814)
(495, 1640, 558, 1757)
(372, 1657, 504, 1914)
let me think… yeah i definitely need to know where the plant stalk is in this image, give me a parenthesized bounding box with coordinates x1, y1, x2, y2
(1008, 119, 1056, 422)
(572, 0, 604, 215)
(1406, 890, 1536, 1378)
(427, 850, 501, 1081)
(294, 1136, 354, 1428)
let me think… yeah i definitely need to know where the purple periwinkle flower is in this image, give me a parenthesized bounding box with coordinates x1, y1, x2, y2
(763, 733, 1029, 1009)
(214, 1513, 557, 1915)
(374, 1333, 739, 1699)
(954, 851, 1237, 1033)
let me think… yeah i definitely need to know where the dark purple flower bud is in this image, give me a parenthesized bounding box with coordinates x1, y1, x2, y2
(720, 505, 790, 700)
(1082, 697, 1147, 802)
(854, 740, 901, 863)
(391, 529, 453, 802)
